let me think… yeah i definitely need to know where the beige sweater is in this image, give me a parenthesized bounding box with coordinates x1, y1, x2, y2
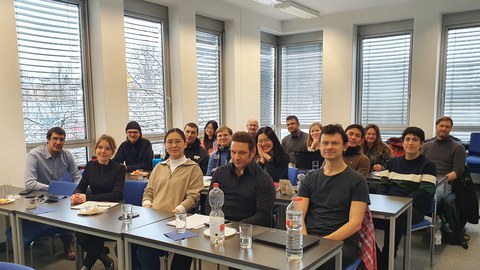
(142, 159, 203, 212)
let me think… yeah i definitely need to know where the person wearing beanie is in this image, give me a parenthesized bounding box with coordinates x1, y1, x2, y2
(113, 121, 154, 172)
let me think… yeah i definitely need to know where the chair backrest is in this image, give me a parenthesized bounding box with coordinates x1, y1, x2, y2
(288, 167, 299, 186)
(468, 133, 480, 155)
(152, 157, 163, 169)
(48, 181, 77, 196)
(124, 180, 147, 206)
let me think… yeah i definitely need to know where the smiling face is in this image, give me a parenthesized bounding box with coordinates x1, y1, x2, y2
(346, 128, 363, 148)
(205, 124, 215, 138)
(310, 125, 322, 140)
(320, 133, 347, 161)
(47, 132, 65, 156)
(246, 120, 259, 136)
(216, 130, 231, 147)
(126, 129, 140, 143)
(403, 133, 422, 158)
(436, 120, 452, 140)
(365, 128, 377, 144)
(184, 125, 198, 145)
(95, 140, 114, 165)
(165, 131, 186, 160)
(257, 133, 273, 154)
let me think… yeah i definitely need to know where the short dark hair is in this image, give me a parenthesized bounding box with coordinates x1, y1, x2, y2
(47, 127, 66, 140)
(345, 124, 365, 139)
(184, 122, 199, 133)
(402, 126, 425, 142)
(321, 124, 348, 144)
(435, 116, 453, 127)
(286, 115, 299, 124)
(164, 128, 186, 143)
(232, 131, 256, 151)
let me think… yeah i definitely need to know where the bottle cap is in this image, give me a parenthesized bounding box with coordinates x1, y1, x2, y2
(293, 197, 302, 202)
(213, 183, 219, 188)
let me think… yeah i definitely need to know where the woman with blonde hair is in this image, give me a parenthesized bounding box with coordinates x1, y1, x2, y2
(71, 134, 125, 270)
(306, 122, 322, 151)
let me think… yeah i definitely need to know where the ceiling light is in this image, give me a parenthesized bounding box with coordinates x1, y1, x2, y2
(253, 0, 281, 6)
(274, 0, 319, 19)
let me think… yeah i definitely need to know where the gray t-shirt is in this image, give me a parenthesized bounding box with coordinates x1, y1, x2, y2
(421, 138, 466, 177)
(281, 130, 308, 164)
(298, 166, 370, 240)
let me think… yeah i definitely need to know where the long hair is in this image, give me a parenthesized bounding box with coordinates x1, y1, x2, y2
(306, 122, 322, 148)
(255, 126, 289, 163)
(363, 124, 386, 154)
(203, 120, 218, 150)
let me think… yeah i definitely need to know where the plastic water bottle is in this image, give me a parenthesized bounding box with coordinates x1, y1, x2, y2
(209, 183, 225, 245)
(434, 215, 442, 245)
(286, 197, 303, 261)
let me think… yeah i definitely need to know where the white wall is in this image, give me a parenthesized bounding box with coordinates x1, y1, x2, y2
(1, 0, 480, 189)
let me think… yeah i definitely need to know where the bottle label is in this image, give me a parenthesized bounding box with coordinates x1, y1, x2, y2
(209, 216, 225, 237)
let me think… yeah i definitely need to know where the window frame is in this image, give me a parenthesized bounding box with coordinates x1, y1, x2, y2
(124, 0, 171, 150)
(260, 31, 323, 137)
(16, 0, 94, 164)
(355, 20, 414, 138)
(438, 11, 480, 141)
(196, 15, 225, 129)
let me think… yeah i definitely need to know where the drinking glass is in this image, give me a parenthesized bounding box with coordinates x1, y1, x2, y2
(121, 204, 133, 224)
(175, 212, 187, 234)
(239, 224, 253, 249)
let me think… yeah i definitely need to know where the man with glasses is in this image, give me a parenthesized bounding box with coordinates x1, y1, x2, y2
(114, 121, 154, 172)
(24, 126, 81, 260)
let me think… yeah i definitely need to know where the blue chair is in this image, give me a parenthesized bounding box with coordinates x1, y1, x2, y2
(123, 180, 147, 206)
(0, 262, 35, 270)
(344, 256, 362, 270)
(466, 133, 480, 174)
(288, 167, 299, 186)
(5, 181, 78, 267)
(152, 157, 163, 169)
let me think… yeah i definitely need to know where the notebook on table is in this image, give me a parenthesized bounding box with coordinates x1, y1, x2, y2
(252, 229, 320, 250)
(294, 151, 324, 171)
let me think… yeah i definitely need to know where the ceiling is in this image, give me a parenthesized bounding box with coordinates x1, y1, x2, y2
(217, 0, 417, 20)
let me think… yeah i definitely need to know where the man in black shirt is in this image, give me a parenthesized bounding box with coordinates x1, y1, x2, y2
(113, 121, 154, 172)
(206, 131, 276, 227)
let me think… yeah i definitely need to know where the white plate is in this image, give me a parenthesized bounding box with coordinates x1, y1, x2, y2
(203, 227, 237, 237)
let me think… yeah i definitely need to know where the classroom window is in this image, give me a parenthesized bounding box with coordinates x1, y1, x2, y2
(356, 20, 413, 138)
(260, 32, 322, 134)
(14, 0, 91, 164)
(196, 15, 224, 128)
(260, 43, 276, 126)
(439, 11, 480, 142)
(124, 0, 170, 155)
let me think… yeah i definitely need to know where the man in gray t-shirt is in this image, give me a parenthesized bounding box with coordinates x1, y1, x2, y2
(297, 124, 370, 268)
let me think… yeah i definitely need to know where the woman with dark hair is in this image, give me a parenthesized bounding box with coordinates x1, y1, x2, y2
(362, 124, 392, 172)
(137, 128, 203, 270)
(255, 126, 290, 182)
(201, 120, 218, 155)
(71, 134, 125, 270)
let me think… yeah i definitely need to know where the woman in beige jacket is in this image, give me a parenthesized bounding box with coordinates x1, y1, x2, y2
(138, 128, 203, 270)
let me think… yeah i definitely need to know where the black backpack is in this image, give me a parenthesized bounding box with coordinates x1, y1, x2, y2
(439, 195, 470, 249)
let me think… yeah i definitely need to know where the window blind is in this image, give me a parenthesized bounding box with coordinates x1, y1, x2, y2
(260, 43, 275, 126)
(196, 29, 221, 128)
(280, 43, 322, 125)
(15, 0, 89, 163)
(442, 26, 480, 141)
(125, 15, 167, 135)
(359, 33, 411, 128)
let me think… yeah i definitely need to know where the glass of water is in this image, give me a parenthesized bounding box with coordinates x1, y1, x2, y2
(239, 224, 253, 249)
(175, 212, 187, 234)
(121, 204, 133, 224)
(312, 160, 320, 170)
